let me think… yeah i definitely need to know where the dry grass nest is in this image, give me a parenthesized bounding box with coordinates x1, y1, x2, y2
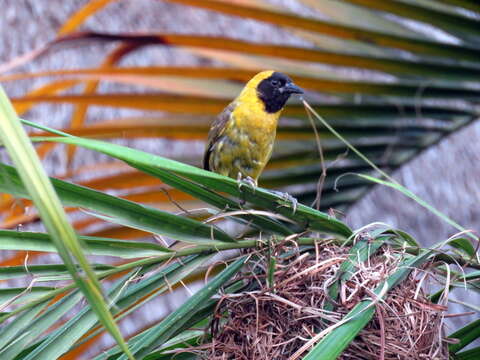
(193, 238, 449, 359)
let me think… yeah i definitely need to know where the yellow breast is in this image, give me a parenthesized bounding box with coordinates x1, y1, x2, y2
(232, 92, 279, 138)
(209, 70, 285, 181)
(225, 76, 282, 179)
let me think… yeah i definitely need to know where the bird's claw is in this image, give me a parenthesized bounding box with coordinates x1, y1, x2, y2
(237, 174, 257, 205)
(237, 174, 257, 192)
(270, 190, 298, 214)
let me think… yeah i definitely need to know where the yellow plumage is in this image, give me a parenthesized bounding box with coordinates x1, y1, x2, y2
(204, 70, 303, 183)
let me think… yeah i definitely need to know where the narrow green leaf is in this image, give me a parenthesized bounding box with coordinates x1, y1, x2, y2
(0, 230, 170, 258)
(0, 264, 114, 281)
(0, 86, 133, 359)
(358, 174, 479, 244)
(0, 291, 83, 359)
(25, 133, 351, 239)
(464, 271, 480, 281)
(0, 300, 49, 351)
(22, 272, 133, 360)
(449, 237, 477, 258)
(129, 160, 351, 238)
(143, 353, 197, 360)
(113, 256, 247, 359)
(133, 163, 295, 236)
(302, 101, 479, 247)
(0, 163, 234, 244)
(0, 239, 251, 326)
(385, 229, 419, 247)
(454, 346, 480, 360)
(52, 255, 212, 360)
(0, 287, 55, 306)
(449, 319, 480, 353)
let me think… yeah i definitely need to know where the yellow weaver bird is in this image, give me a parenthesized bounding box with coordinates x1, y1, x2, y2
(203, 70, 303, 186)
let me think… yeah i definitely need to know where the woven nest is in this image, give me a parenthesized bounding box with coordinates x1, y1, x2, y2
(197, 239, 448, 359)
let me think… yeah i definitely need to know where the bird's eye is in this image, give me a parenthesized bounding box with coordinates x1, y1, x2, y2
(270, 79, 280, 87)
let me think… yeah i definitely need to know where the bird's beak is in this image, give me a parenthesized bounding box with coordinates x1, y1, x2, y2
(283, 81, 304, 95)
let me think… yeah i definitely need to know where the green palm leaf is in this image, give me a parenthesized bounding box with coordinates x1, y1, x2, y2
(1, 1, 479, 359)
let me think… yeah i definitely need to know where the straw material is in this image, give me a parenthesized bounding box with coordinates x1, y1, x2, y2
(199, 242, 448, 359)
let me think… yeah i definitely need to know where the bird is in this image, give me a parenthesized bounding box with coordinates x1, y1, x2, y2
(203, 70, 303, 188)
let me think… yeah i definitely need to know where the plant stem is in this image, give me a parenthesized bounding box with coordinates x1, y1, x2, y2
(2, 236, 478, 323)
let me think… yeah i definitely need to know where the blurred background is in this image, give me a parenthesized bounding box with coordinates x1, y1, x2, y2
(1, 0, 479, 357)
(3, 0, 479, 247)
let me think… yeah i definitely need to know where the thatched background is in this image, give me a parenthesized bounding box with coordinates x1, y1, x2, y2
(1, 0, 478, 356)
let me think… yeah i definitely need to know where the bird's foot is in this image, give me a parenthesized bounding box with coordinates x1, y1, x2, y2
(237, 174, 257, 191)
(237, 174, 257, 205)
(270, 190, 298, 214)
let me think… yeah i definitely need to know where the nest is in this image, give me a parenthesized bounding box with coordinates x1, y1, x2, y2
(198, 240, 448, 360)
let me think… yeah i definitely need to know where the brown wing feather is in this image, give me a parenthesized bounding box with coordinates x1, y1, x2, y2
(203, 101, 236, 170)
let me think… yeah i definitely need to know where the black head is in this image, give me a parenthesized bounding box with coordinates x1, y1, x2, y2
(257, 72, 303, 113)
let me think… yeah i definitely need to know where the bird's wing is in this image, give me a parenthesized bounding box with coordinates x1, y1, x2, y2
(203, 100, 236, 170)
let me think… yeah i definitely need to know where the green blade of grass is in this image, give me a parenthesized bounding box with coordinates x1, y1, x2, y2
(0, 291, 83, 359)
(0, 300, 50, 351)
(18, 118, 293, 236)
(303, 100, 479, 246)
(0, 230, 170, 258)
(142, 328, 204, 360)
(20, 114, 352, 238)
(453, 346, 480, 360)
(61, 254, 213, 359)
(108, 256, 247, 360)
(132, 163, 295, 236)
(359, 174, 479, 245)
(0, 287, 56, 305)
(0, 264, 113, 281)
(22, 270, 135, 360)
(0, 86, 133, 360)
(33, 254, 212, 360)
(27, 134, 352, 239)
(185, 172, 353, 237)
(0, 162, 234, 244)
(0, 237, 331, 326)
(449, 319, 480, 353)
(448, 237, 477, 258)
